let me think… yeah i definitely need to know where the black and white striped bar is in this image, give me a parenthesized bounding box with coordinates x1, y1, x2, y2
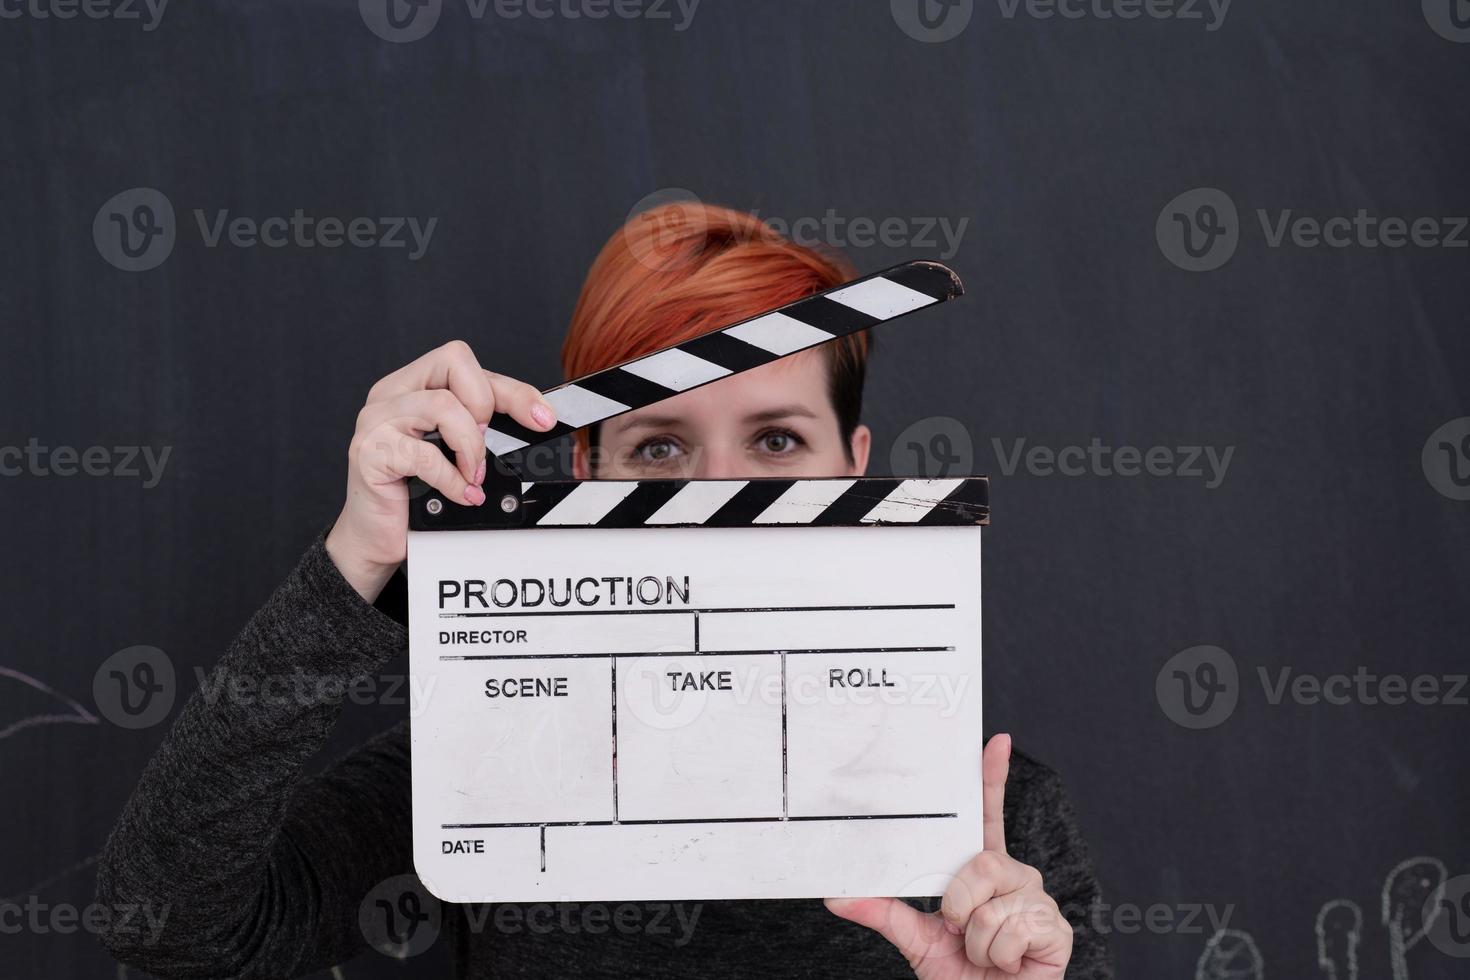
(485, 261, 964, 459)
(501, 476, 988, 528)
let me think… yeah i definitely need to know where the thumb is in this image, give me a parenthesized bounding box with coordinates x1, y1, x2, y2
(825, 897, 958, 968)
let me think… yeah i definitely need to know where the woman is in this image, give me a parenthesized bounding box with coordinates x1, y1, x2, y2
(97, 203, 1113, 979)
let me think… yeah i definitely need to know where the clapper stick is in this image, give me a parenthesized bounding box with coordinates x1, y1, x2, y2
(410, 260, 979, 531)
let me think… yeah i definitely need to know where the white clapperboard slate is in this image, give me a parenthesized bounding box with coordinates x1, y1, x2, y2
(407, 261, 988, 903)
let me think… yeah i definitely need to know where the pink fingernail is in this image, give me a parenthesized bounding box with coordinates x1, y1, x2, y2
(531, 403, 555, 429)
(944, 920, 962, 936)
(464, 485, 486, 506)
(474, 460, 486, 485)
(479, 422, 489, 434)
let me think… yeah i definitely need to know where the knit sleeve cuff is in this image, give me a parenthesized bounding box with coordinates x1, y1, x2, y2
(253, 529, 409, 677)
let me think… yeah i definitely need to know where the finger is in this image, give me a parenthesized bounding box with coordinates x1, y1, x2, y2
(940, 850, 1038, 933)
(365, 389, 486, 486)
(367, 340, 496, 422)
(962, 891, 1051, 971)
(824, 898, 960, 968)
(485, 371, 557, 433)
(983, 732, 1012, 856)
(959, 893, 1014, 970)
(985, 901, 1072, 974)
(391, 387, 488, 487)
(389, 430, 484, 507)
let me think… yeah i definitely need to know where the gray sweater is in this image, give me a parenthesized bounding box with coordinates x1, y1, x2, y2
(96, 533, 1115, 978)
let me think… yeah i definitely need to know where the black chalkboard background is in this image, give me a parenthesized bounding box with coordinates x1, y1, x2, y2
(2, 1, 1467, 977)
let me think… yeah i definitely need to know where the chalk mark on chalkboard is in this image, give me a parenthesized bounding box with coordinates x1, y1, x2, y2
(1195, 928, 1263, 980)
(1315, 898, 1361, 980)
(1382, 856, 1447, 980)
(0, 852, 100, 906)
(0, 666, 98, 741)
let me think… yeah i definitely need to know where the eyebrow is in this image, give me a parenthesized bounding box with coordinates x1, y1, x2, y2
(614, 405, 819, 433)
(742, 405, 819, 424)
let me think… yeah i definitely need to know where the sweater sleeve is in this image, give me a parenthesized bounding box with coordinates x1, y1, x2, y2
(95, 532, 414, 979)
(1004, 750, 1115, 980)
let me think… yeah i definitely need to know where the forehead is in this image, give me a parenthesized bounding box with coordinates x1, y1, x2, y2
(603, 348, 832, 430)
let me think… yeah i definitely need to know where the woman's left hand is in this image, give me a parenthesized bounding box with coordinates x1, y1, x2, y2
(825, 734, 1073, 979)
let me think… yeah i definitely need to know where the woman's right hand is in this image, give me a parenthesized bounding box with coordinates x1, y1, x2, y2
(324, 340, 557, 602)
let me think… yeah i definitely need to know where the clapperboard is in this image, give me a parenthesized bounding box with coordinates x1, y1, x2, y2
(407, 261, 988, 903)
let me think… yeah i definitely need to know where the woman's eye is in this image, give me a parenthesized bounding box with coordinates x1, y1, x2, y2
(635, 437, 684, 465)
(756, 429, 804, 455)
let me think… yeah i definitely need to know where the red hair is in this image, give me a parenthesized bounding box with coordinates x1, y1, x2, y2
(562, 202, 870, 460)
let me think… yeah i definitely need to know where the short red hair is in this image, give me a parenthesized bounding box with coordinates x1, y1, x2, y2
(561, 202, 870, 460)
